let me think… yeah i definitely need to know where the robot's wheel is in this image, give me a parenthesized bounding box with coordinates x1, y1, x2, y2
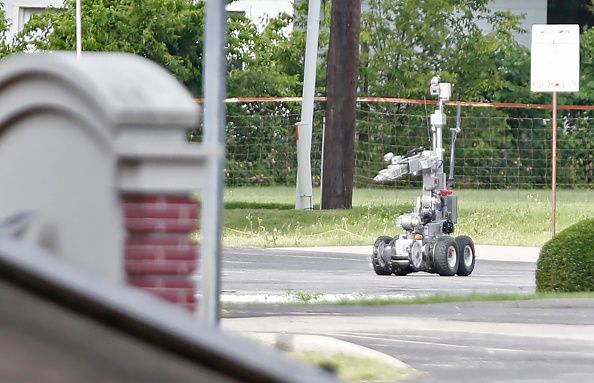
(433, 236, 459, 276)
(372, 236, 393, 275)
(455, 235, 475, 276)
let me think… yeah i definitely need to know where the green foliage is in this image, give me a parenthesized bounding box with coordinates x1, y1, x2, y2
(549, 0, 594, 29)
(219, 5, 331, 186)
(509, 25, 594, 109)
(5, 0, 593, 189)
(225, 1, 593, 190)
(333, 292, 594, 307)
(353, 0, 544, 192)
(225, 0, 333, 99)
(288, 290, 323, 303)
(360, 0, 524, 100)
(227, 13, 303, 98)
(572, 27, 594, 104)
(492, 44, 541, 104)
(293, 352, 412, 382)
(487, 28, 594, 188)
(221, 104, 302, 186)
(0, 2, 10, 59)
(16, 0, 206, 95)
(536, 218, 594, 292)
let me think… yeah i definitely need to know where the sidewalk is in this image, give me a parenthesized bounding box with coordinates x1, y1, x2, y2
(273, 244, 541, 263)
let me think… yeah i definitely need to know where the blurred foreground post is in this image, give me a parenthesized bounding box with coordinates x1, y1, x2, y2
(200, 0, 227, 324)
(76, 0, 82, 57)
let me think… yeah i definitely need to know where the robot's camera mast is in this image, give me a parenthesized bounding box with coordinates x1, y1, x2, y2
(371, 76, 475, 278)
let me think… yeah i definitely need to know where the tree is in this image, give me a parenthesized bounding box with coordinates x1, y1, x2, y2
(16, 0, 206, 96)
(322, 0, 361, 209)
(226, 1, 332, 98)
(359, 0, 524, 101)
(227, 13, 303, 98)
(222, 8, 331, 186)
(220, 12, 303, 186)
(0, 2, 10, 60)
(548, 0, 594, 29)
(570, 26, 594, 104)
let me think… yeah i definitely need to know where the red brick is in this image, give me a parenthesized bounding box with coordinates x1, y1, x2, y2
(127, 276, 195, 289)
(122, 193, 200, 312)
(123, 195, 197, 204)
(125, 240, 198, 261)
(124, 204, 199, 220)
(124, 259, 197, 276)
(125, 218, 198, 233)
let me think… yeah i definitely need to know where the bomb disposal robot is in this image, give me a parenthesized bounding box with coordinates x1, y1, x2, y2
(371, 77, 475, 277)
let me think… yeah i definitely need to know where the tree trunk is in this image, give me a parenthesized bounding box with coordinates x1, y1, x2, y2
(321, 0, 361, 209)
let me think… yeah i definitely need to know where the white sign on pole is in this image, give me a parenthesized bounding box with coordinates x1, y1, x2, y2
(531, 24, 580, 93)
(530, 24, 580, 238)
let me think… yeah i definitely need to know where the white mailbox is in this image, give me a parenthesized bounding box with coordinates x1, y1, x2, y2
(0, 53, 212, 311)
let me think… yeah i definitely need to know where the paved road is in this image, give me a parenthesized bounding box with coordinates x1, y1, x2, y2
(217, 247, 536, 303)
(219, 246, 594, 382)
(224, 300, 594, 383)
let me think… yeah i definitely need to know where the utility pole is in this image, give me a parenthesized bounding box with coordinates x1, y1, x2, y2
(295, 0, 321, 210)
(321, 0, 361, 209)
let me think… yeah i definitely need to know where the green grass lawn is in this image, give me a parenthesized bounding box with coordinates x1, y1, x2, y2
(221, 187, 594, 248)
(292, 352, 413, 382)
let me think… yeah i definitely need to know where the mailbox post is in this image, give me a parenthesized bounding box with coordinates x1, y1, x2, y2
(0, 52, 220, 312)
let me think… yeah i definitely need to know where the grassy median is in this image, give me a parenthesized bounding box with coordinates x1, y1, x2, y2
(292, 352, 413, 382)
(220, 186, 594, 248)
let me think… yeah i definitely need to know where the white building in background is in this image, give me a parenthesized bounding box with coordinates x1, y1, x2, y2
(479, 0, 548, 48)
(226, 0, 294, 28)
(3, 0, 62, 42)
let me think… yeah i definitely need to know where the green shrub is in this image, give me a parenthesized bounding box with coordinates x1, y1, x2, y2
(536, 218, 594, 292)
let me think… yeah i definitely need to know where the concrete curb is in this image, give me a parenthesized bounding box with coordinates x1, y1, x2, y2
(227, 312, 594, 342)
(237, 331, 413, 371)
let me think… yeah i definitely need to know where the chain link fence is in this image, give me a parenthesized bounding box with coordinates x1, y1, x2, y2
(190, 98, 594, 190)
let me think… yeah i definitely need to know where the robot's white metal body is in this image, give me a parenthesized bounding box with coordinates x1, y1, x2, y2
(372, 77, 474, 276)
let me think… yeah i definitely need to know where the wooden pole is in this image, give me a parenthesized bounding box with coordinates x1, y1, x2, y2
(321, 0, 361, 209)
(551, 91, 557, 237)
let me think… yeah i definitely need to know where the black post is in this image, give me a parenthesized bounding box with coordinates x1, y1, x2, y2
(321, 0, 361, 209)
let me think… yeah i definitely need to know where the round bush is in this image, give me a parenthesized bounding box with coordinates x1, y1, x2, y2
(536, 218, 594, 292)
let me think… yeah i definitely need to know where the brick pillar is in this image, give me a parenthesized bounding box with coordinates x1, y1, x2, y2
(122, 195, 199, 312)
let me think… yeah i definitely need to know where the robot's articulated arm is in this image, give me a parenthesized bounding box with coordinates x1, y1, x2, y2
(373, 149, 438, 182)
